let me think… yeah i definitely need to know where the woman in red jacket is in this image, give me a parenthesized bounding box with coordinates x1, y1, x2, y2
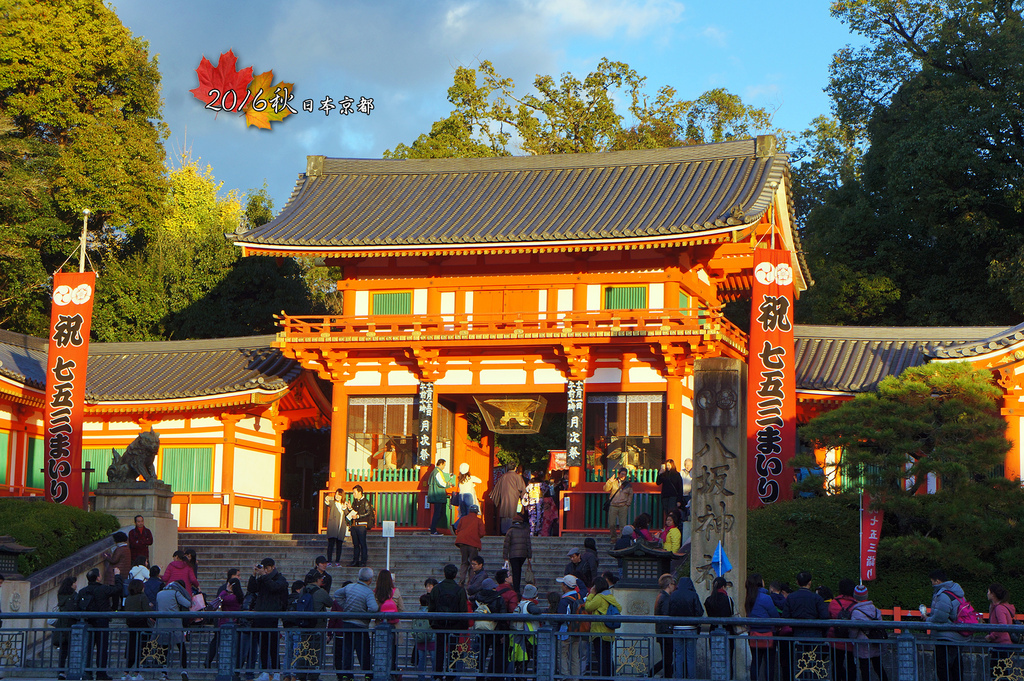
(987, 583, 1017, 670)
(161, 551, 200, 594)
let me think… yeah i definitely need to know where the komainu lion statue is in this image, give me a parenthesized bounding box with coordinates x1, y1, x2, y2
(107, 430, 160, 483)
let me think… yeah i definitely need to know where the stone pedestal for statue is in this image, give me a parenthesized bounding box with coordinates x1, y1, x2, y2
(94, 481, 177, 573)
(608, 542, 679, 674)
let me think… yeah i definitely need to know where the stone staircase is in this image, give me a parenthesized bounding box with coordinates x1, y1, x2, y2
(180, 531, 621, 597)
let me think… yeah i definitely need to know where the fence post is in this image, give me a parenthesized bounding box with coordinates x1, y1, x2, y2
(215, 624, 237, 681)
(372, 622, 393, 681)
(67, 621, 88, 681)
(709, 628, 729, 681)
(535, 625, 555, 681)
(896, 631, 917, 681)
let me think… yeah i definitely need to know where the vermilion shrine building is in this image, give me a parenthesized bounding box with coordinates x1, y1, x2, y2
(2, 137, 1023, 531)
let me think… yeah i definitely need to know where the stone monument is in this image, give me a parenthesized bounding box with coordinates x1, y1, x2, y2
(93, 429, 177, 571)
(691, 357, 747, 675)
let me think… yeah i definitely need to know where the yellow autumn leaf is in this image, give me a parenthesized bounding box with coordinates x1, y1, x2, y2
(244, 70, 295, 129)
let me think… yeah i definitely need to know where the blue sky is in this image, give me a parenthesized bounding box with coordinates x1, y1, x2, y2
(112, 0, 860, 210)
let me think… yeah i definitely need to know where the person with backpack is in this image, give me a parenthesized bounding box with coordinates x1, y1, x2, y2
(332, 567, 378, 681)
(704, 576, 736, 678)
(346, 486, 374, 567)
(294, 572, 332, 681)
(282, 580, 307, 681)
(651, 573, 675, 679)
(122, 579, 152, 681)
(78, 566, 124, 680)
(305, 557, 333, 596)
(924, 569, 970, 681)
(502, 513, 532, 595)
(986, 583, 1018, 671)
(493, 569, 519, 614)
(428, 564, 469, 681)
(745, 573, 779, 681)
(248, 557, 290, 681)
(509, 584, 542, 675)
(155, 579, 192, 681)
(472, 578, 508, 681)
(584, 576, 622, 678)
(555, 575, 584, 681)
(102, 533, 132, 587)
(411, 593, 436, 681)
(564, 549, 593, 592)
(783, 570, 830, 676)
(668, 576, 703, 679)
(828, 578, 858, 681)
(849, 585, 889, 681)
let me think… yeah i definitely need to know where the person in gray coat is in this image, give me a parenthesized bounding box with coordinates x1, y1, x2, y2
(324, 489, 350, 565)
(155, 580, 192, 679)
(332, 567, 379, 680)
(925, 569, 966, 681)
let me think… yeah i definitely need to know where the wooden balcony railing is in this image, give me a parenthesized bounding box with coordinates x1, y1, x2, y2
(275, 307, 747, 349)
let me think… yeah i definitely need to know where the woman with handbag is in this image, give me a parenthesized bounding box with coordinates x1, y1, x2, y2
(427, 459, 454, 536)
(745, 573, 778, 681)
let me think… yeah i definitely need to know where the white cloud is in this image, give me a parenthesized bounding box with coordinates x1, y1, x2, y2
(529, 0, 685, 39)
(702, 25, 727, 47)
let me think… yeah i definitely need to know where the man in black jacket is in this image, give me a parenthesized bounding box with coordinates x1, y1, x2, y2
(668, 577, 703, 679)
(77, 567, 124, 680)
(428, 564, 468, 681)
(248, 558, 289, 679)
(782, 570, 830, 676)
(563, 549, 593, 590)
(347, 486, 373, 567)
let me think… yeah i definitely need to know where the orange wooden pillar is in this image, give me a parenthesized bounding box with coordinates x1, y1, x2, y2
(665, 374, 684, 470)
(1003, 399, 1022, 482)
(219, 413, 242, 528)
(330, 382, 348, 487)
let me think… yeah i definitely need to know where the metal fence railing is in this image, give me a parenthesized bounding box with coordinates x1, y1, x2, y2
(2, 611, 1024, 681)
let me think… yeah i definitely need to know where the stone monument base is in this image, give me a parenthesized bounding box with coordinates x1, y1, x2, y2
(94, 481, 178, 573)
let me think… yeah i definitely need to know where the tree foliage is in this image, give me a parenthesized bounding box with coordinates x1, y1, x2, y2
(797, 361, 1015, 576)
(93, 158, 317, 341)
(0, 0, 169, 335)
(795, 0, 1024, 325)
(385, 59, 784, 159)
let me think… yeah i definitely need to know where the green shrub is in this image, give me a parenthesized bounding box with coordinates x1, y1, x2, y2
(0, 499, 120, 576)
(748, 494, 1024, 611)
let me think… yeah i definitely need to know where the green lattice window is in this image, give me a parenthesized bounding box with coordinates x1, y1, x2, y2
(26, 437, 44, 488)
(0, 432, 8, 485)
(604, 286, 646, 310)
(82, 448, 114, 490)
(372, 292, 412, 315)
(161, 447, 213, 492)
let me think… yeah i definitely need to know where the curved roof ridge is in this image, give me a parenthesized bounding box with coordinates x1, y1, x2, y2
(926, 320, 1024, 359)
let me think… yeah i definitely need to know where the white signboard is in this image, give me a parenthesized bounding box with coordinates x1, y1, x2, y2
(381, 520, 396, 538)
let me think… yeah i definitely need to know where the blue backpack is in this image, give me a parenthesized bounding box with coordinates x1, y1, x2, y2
(604, 602, 622, 629)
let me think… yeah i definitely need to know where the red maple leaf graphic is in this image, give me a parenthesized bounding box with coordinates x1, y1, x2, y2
(189, 50, 254, 112)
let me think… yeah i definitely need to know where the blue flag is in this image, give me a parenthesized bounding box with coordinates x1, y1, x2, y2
(711, 540, 732, 577)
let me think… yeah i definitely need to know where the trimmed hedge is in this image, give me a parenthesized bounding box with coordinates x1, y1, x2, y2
(0, 499, 120, 576)
(748, 494, 1024, 612)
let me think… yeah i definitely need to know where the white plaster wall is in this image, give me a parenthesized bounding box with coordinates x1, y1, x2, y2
(480, 369, 529, 385)
(388, 369, 420, 386)
(213, 443, 223, 493)
(440, 291, 456, 315)
(232, 448, 276, 498)
(437, 370, 474, 386)
(188, 504, 221, 528)
(233, 506, 250, 531)
(679, 411, 694, 464)
(557, 289, 573, 312)
(649, 283, 664, 310)
(586, 285, 600, 311)
(587, 368, 622, 384)
(261, 509, 275, 532)
(628, 365, 666, 384)
(191, 417, 222, 429)
(697, 269, 710, 285)
(345, 371, 382, 387)
(107, 421, 141, 431)
(465, 291, 474, 314)
(355, 290, 369, 316)
(413, 289, 428, 315)
(538, 290, 548, 319)
(534, 368, 565, 384)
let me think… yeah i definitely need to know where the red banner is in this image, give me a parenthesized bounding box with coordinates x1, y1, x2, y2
(43, 271, 96, 506)
(861, 493, 883, 581)
(746, 248, 796, 508)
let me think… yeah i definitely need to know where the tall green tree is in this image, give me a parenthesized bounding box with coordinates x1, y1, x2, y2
(0, 0, 169, 335)
(798, 361, 1021, 576)
(93, 159, 317, 341)
(796, 0, 1024, 325)
(385, 59, 783, 159)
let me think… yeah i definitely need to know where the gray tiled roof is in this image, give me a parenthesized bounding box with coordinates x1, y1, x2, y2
(926, 321, 1024, 359)
(234, 138, 789, 249)
(794, 325, 1008, 393)
(0, 330, 301, 401)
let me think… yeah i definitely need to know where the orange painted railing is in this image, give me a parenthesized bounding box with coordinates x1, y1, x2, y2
(171, 492, 288, 533)
(276, 307, 747, 349)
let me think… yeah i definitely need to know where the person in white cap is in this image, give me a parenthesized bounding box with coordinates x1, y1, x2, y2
(455, 463, 481, 519)
(554, 575, 584, 681)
